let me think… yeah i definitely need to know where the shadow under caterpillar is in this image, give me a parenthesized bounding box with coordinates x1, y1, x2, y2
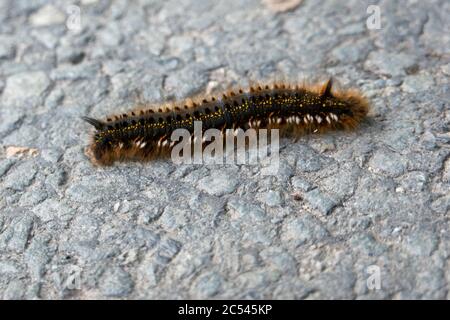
(83, 78, 369, 165)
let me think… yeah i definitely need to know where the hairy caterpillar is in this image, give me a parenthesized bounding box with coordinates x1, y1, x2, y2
(83, 79, 369, 165)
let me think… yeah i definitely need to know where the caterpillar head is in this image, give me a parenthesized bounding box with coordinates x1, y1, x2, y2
(320, 78, 369, 120)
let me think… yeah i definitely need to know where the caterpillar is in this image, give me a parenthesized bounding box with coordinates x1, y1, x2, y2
(83, 78, 369, 165)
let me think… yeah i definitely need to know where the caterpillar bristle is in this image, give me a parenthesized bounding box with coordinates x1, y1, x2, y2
(82, 117, 105, 130)
(83, 79, 370, 166)
(320, 78, 333, 97)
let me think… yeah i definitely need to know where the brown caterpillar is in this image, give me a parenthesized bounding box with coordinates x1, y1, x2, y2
(83, 79, 369, 165)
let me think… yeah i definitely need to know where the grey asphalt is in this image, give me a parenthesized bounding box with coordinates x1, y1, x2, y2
(0, 0, 449, 299)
